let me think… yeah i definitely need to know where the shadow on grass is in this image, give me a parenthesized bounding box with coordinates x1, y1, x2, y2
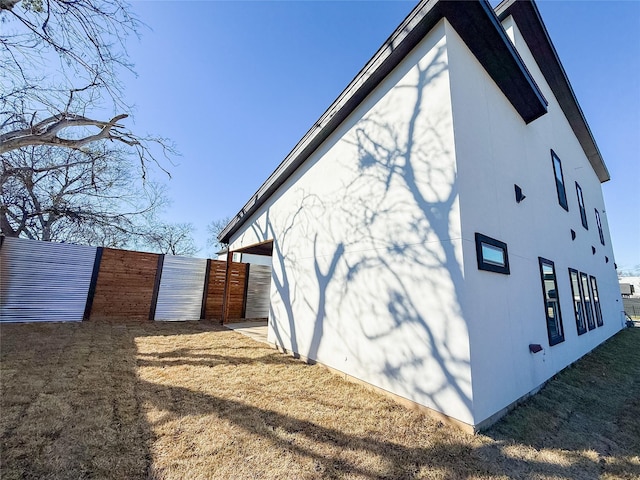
(138, 375, 639, 479)
(0, 320, 227, 479)
(485, 328, 640, 472)
(0, 321, 155, 479)
(1, 321, 639, 479)
(137, 350, 286, 369)
(139, 377, 482, 479)
(136, 326, 640, 478)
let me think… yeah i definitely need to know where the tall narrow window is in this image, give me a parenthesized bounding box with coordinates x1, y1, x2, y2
(590, 275, 604, 327)
(580, 272, 595, 330)
(551, 150, 568, 211)
(576, 183, 588, 229)
(539, 258, 564, 346)
(569, 269, 587, 335)
(595, 209, 605, 245)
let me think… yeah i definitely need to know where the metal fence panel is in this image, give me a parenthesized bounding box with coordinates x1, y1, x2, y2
(245, 264, 271, 319)
(0, 237, 96, 322)
(622, 298, 640, 319)
(154, 255, 207, 321)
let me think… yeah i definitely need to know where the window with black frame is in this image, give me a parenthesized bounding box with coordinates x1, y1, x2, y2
(580, 272, 596, 330)
(576, 182, 588, 229)
(569, 268, 587, 335)
(475, 233, 510, 275)
(595, 209, 605, 245)
(590, 275, 604, 327)
(551, 150, 569, 211)
(539, 258, 564, 346)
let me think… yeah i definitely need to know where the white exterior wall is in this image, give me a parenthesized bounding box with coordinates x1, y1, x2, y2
(228, 22, 475, 425)
(447, 18, 623, 425)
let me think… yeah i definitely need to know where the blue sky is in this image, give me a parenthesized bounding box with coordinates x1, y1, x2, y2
(124, 0, 639, 270)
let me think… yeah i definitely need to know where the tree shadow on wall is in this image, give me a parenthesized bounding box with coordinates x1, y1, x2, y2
(246, 41, 475, 419)
(338, 42, 472, 417)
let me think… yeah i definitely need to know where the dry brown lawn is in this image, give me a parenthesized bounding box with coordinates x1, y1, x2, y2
(1, 320, 638, 479)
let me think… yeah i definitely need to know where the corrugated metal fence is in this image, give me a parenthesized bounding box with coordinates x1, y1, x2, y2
(245, 264, 271, 319)
(155, 256, 208, 321)
(0, 237, 97, 322)
(0, 237, 272, 323)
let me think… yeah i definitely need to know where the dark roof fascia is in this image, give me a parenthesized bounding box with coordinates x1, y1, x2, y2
(441, 0, 548, 121)
(220, 0, 548, 244)
(495, 0, 610, 183)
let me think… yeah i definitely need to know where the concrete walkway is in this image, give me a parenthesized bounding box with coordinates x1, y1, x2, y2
(225, 321, 269, 344)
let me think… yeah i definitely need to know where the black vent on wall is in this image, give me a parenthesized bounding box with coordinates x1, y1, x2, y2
(514, 184, 526, 203)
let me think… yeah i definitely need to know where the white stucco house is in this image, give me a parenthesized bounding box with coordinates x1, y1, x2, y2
(219, 0, 623, 431)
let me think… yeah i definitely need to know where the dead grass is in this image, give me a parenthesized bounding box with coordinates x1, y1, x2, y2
(1, 321, 638, 479)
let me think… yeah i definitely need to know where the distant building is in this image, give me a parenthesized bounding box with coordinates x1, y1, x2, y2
(218, 0, 623, 431)
(620, 283, 635, 298)
(619, 277, 640, 298)
(619, 276, 640, 319)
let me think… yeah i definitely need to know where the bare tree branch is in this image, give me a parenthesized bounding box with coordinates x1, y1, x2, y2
(0, 145, 167, 245)
(141, 222, 199, 256)
(0, 113, 128, 152)
(207, 216, 232, 254)
(1, 0, 174, 181)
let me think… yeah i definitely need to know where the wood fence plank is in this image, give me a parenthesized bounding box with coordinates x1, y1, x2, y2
(90, 248, 160, 322)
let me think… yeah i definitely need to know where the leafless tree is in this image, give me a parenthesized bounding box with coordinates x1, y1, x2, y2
(617, 265, 640, 277)
(1, 0, 173, 176)
(141, 222, 199, 256)
(1, 0, 136, 91)
(207, 216, 231, 254)
(0, 0, 179, 246)
(0, 145, 166, 245)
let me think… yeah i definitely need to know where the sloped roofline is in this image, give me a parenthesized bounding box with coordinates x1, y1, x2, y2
(220, 0, 550, 244)
(495, 0, 609, 183)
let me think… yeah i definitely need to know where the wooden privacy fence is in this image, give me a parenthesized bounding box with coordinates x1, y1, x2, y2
(89, 248, 159, 322)
(0, 237, 270, 323)
(203, 260, 248, 320)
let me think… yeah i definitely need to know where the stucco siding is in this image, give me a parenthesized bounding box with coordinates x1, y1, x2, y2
(228, 22, 474, 425)
(447, 18, 622, 425)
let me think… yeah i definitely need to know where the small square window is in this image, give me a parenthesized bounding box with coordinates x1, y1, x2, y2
(475, 233, 510, 274)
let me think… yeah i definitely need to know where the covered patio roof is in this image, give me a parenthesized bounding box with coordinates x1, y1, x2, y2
(232, 241, 273, 257)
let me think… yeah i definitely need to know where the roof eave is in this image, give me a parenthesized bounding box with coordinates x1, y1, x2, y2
(220, 0, 548, 244)
(495, 0, 610, 183)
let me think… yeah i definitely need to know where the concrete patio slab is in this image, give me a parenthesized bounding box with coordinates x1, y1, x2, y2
(225, 321, 269, 344)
